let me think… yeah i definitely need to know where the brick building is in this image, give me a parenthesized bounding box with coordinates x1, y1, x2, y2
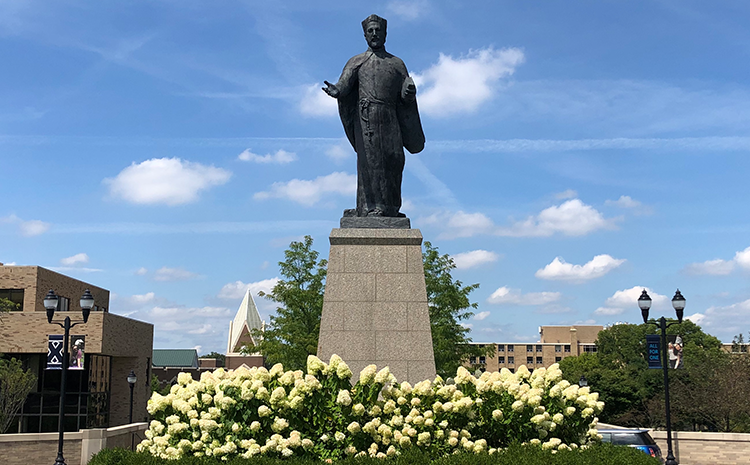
(468, 325, 603, 372)
(0, 265, 153, 433)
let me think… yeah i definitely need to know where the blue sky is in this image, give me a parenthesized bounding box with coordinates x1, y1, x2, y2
(2, 0, 750, 354)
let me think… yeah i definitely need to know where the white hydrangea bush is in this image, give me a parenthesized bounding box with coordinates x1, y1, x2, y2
(138, 355, 603, 460)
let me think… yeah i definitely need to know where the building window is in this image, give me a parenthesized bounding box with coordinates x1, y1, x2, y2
(479, 356, 486, 364)
(527, 345, 533, 352)
(498, 356, 505, 364)
(507, 345, 514, 352)
(469, 357, 476, 364)
(564, 345, 571, 353)
(583, 345, 598, 353)
(508, 368, 515, 373)
(536, 345, 543, 352)
(497, 344, 505, 352)
(555, 356, 562, 362)
(555, 345, 562, 352)
(10, 354, 111, 433)
(536, 357, 543, 364)
(57, 296, 70, 312)
(0, 289, 24, 311)
(527, 356, 533, 364)
(508, 356, 514, 364)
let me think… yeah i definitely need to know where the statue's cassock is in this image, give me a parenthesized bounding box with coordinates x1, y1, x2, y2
(333, 48, 425, 218)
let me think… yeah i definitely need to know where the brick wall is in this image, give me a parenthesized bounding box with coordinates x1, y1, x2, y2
(0, 265, 109, 314)
(651, 430, 750, 465)
(0, 311, 153, 428)
(0, 435, 82, 465)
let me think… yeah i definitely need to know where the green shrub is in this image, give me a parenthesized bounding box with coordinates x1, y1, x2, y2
(90, 444, 660, 465)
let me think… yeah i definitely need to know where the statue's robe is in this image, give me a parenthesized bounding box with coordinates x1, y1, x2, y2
(333, 48, 425, 217)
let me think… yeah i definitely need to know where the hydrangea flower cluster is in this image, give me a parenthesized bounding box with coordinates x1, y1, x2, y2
(138, 355, 603, 460)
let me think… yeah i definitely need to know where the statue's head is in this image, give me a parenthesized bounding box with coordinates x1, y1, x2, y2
(362, 14, 387, 50)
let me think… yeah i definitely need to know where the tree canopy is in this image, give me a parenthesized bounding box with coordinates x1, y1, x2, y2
(248, 235, 327, 371)
(559, 321, 750, 431)
(422, 241, 492, 378)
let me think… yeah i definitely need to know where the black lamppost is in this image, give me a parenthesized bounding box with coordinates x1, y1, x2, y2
(44, 289, 94, 465)
(638, 289, 686, 465)
(127, 370, 137, 450)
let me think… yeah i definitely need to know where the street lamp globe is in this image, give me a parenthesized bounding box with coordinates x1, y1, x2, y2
(638, 289, 652, 323)
(578, 375, 588, 388)
(44, 290, 58, 323)
(672, 289, 686, 323)
(80, 289, 94, 323)
(127, 370, 137, 386)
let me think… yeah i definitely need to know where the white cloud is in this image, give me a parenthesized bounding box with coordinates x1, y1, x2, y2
(60, 253, 89, 266)
(734, 247, 750, 269)
(238, 149, 297, 164)
(684, 259, 735, 276)
(535, 254, 626, 282)
(153, 266, 199, 282)
(593, 307, 626, 316)
(498, 199, 616, 237)
(386, 0, 428, 20)
(130, 292, 155, 304)
(420, 210, 496, 239)
(683, 246, 750, 275)
(691, 299, 750, 336)
(2, 262, 17, 266)
(413, 47, 525, 117)
(254, 172, 356, 206)
(605, 286, 668, 308)
(605, 195, 641, 209)
(19, 219, 50, 236)
(4, 214, 51, 236)
(595, 286, 669, 317)
(555, 189, 577, 200)
(218, 278, 280, 300)
(135, 267, 148, 275)
(325, 140, 353, 163)
(452, 250, 499, 270)
(487, 286, 561, 305)
(474, 311, 490, 321)
(299, 83, 337, 117)
(188, 324, 212, 335)
(104, 157, 231, 206)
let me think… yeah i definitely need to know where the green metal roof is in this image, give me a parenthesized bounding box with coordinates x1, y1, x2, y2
(152, 349, 199, 368)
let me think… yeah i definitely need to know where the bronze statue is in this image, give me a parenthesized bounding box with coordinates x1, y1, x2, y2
(324, 14, 425, 219)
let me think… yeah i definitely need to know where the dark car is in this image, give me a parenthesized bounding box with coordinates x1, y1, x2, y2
(597, 428, 664, 463)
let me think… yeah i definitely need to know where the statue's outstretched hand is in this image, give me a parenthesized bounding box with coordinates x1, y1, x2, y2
(322, 80, 340, 98)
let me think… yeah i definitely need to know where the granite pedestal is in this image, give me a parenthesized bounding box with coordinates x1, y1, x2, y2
(317, 228, 436, 385)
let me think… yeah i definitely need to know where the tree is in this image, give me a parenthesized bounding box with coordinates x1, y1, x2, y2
(560, 320, 726, 428)
(249, 236, 327, 371)
(0, 358, 37, 433)
(732, 333, 748, 354)
(423, 242, 492, 378)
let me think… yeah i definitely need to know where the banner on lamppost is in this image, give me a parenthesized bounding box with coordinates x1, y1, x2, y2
(46, 335, 64, 370)
(46, 334, 86, 370)
(646, 335, 661, 369)
(667, 334, 684, 369)
(645, 334, 684, 369)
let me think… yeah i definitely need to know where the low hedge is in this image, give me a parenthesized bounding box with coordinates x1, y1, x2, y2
(90, 443, 660, 465)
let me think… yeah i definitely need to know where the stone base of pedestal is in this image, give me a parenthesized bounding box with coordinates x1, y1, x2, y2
(317, 228, 436, 385)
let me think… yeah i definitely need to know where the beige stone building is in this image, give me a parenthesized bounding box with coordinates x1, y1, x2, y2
(0, 265, 153, 434)
(468, 325, 603, 373)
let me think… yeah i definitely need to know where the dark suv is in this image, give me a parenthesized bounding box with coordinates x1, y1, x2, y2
(597, 428, 663, 463)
